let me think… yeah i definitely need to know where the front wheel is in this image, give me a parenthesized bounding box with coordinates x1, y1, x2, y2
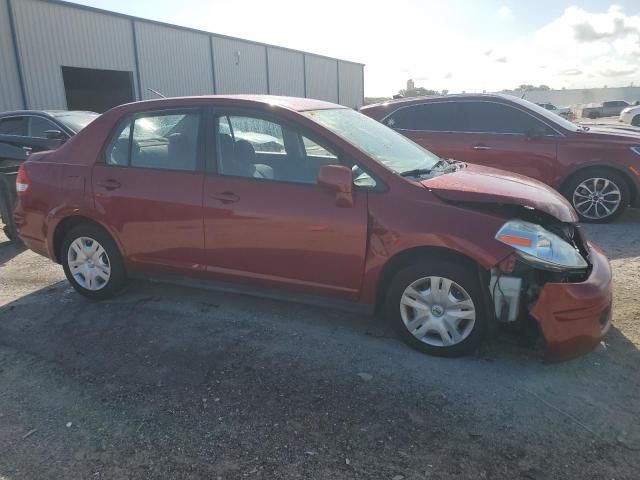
(632, 115, 640, 127)
(384, 260, 488, 357)
(563, 169, 629, 223)
(61, 223, 128, 299)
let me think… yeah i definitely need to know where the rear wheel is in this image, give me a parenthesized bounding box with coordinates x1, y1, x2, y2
(384, 259, 488, 357)
(61, 223, 128, 299)
(563, 168, 629, 223)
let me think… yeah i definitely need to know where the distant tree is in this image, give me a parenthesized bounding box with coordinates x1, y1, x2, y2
(398, 87, 440, 97)
(364, 97, 392, 105)
(503, 84, 553, 93)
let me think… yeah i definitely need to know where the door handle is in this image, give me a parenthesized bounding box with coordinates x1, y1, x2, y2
(211, 191, 240, 204)
(98, 179, 122, 191)
(472, 145, 491, 151)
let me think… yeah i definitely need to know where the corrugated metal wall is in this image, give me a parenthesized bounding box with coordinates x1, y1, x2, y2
(304, 55, 339, 103)
(338, 61, 364, 109)
(0, 0, 23, 111)
(135, 21, 214, 100)
(10, 0, 138, 109)
(267, 47, 305, 97)
(1, 0, 364, 111)
(212, 36, 268, 94)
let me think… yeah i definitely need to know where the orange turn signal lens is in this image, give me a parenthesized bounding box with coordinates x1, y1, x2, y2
(498, 234, 532, 247)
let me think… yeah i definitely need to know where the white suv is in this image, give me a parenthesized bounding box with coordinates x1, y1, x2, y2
(620, 104, 640, 127)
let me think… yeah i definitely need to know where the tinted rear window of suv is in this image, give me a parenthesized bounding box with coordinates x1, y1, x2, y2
(386, 102, 459, 132)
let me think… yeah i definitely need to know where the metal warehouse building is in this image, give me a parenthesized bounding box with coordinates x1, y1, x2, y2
(0, 0, 364, 113)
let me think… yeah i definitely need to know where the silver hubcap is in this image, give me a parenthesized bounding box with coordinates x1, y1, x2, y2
(573, 178, 621, 220)
(67, 237, 111, 291)
(400, 276, 476, 348)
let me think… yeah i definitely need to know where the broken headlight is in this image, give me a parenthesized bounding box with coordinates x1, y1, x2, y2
(495, 220, 588, 272)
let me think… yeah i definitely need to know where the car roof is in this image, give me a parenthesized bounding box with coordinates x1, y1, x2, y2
(0, 110, 97, 118)
(109, 95, 346, 114)
(361, 93, 519, 110)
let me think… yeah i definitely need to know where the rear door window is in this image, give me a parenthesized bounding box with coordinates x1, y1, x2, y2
(385, 103, 459, 132)
(458, 102, 556, 135)
(104, 110, 202, 171)
(0, 117, 28, 136)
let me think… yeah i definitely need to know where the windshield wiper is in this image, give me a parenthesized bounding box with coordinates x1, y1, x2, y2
(400, 158, 449, 177)
(400, 168, 434, 177)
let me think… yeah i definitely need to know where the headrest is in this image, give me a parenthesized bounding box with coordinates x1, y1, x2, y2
(234, 139, 256, 164)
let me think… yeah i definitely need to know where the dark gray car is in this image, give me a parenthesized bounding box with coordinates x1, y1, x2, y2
(0, 110, 98, 240)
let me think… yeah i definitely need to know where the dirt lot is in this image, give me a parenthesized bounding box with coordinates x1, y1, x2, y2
(1, 212, 639, 480)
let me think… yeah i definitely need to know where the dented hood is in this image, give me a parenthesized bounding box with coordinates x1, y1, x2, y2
(421, 164, 578, 223)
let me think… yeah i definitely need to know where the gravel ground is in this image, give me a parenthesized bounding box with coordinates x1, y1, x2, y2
(0, 211, 639, 479)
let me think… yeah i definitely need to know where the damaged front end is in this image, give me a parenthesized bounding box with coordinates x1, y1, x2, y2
(489, 214, 612, 360)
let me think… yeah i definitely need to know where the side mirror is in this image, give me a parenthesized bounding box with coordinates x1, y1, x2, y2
(44, 130, 66, 141)
(318, 164, 353, 207)
(526, 126, 545, 140)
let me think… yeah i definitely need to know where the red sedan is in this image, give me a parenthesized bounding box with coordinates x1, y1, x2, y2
(15, 95, 611, 359)
(361, 94, 640, 222)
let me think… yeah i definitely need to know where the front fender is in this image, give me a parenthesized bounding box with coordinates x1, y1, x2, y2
(359, 192, 513, 305)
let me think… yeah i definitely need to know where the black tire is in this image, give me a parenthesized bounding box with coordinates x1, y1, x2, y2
(61, 223, 128, 300)
(562, 168, 629, 223)
(632, 115, 640, 127)
(0, 181, 19, 243)
(588, 111, 599, 119)
(384, 259, 488, 357)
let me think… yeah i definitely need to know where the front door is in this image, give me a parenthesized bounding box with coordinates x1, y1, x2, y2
(453, 101, 559, 184)
(203, 112, 368, 300)
(93, 109, 205, 272)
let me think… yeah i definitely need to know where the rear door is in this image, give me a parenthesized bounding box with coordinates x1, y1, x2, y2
(92, 109, 205, 272)
(202, 111, 369, 300)
(383, 102, 466, 160)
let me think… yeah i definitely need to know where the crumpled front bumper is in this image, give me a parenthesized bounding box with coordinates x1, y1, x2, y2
(530, 241, 612, 361)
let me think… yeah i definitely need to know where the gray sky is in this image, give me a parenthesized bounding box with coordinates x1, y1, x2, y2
(67, 0, 640, 96)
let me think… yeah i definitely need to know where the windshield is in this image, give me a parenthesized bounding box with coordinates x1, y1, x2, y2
(508, 96, 578, 131)
(305, 108, 441, 174)
(54, 112, 99, 133)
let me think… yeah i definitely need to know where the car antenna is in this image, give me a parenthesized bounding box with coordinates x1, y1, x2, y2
(147, 88, 166, 98)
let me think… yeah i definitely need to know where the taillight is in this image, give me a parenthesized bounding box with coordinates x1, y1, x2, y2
(16, 164, 30, 195)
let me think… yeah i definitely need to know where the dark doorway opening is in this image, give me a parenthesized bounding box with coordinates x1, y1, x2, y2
(62, 66, 135, 113)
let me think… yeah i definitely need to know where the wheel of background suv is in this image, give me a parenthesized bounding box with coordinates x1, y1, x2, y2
(563, 168, 629, 223)
(61, 223, 128, 299)
(385, 259, 487, 357)
(632, 115, 640, 127)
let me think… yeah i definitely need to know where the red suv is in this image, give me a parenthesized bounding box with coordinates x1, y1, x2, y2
(15, 96, 612, 359)
(361, 94, 640, 222)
